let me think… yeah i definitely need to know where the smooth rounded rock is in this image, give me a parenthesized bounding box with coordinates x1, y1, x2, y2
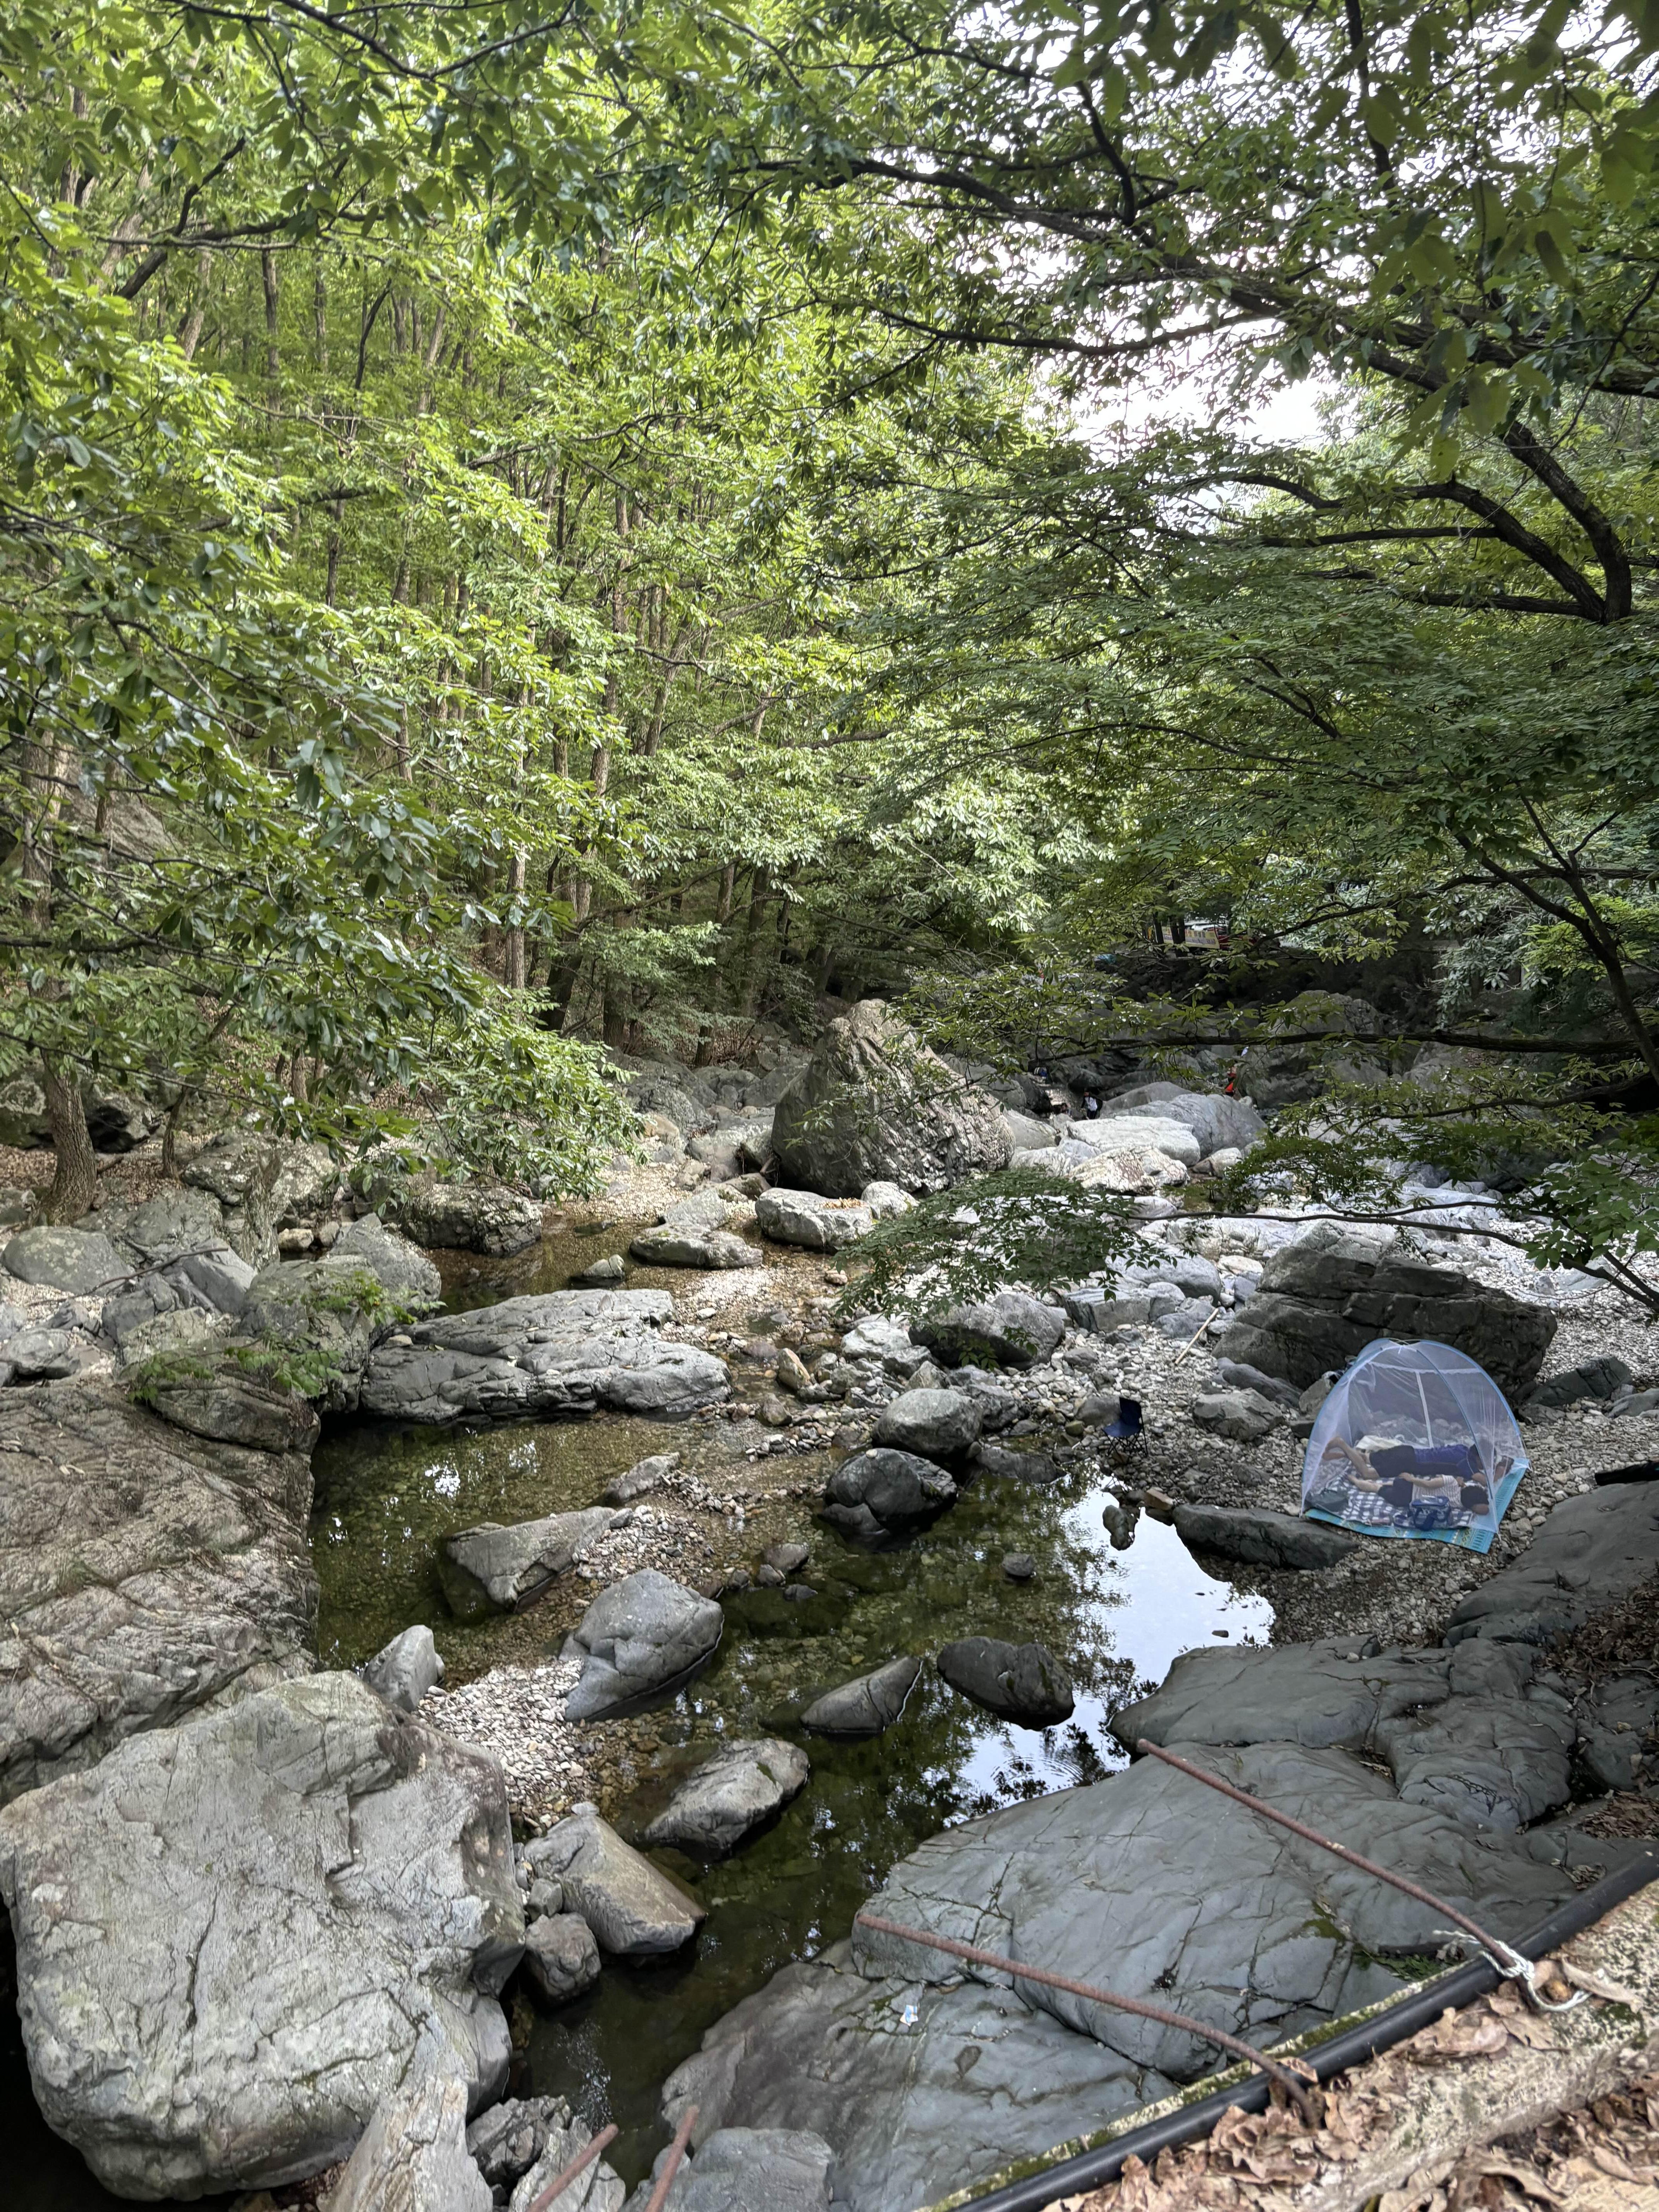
(822, 1448, 956, 1534)
(643, 1738, 811, 1856)
(521, 1912, 602, 2004)
(361, 1624, 446, 1713)
(800, 1655, 921, 1737)
(912, 1292, 1065, 1371)
(563, 1569, 724, 1721)
(3, 1226, 128, 1296)
(937, 1636, 1074, 1726)
(755, 1188, 873, 1251)
(873, 1387, 981, 1460)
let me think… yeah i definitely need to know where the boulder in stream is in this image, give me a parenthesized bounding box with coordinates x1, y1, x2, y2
(873, 1386, 981, 1460)
(821, 1448, 956, 1538)
(643, 1738, 811, 1856)
(1171, 1503, 1358, 1571)
(0, 1672, 522, 2198)
(528, 1804, 705, 1954)
(440, 1506, 620, 1619)
(800, 1654, 921, 1737)
(359, 1289, 730, 1424)
(937, 1636, 1074, 1726)
(563, 1569, 724, 1720)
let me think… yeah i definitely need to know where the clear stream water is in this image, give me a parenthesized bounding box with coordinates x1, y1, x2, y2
(9, 1235, 1271, 2205)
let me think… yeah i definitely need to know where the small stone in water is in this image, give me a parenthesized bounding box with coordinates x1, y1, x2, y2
(1002, 1554, 1036, 1582)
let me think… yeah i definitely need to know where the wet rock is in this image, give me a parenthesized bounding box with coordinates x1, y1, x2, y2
(529, 1805, 704, 1954)
(775, 1346, 815, 1395)
(361, 1625, 446, 1714)
(1111, 1634, 1532, 1755)
(764, 1541, 811, 1574)
(375, 1173, 544, 1257)
(643, 1738, 811, 1856)
(873, 1386, 982, 1460)
(603, 1451, 678, 1505)
(3, 1225, 129, 1297)
(1171, 1504, 1358, 1571)
(911, 1292, 1065, 1371)
(332, 1213, 443, 1309)
(325, 2065, 491, 2212)
(1446, 1483, 1659, 1644)
(563, 1570, 724, 1721)
(574, 1253, 627, 1286)
(0, 1673, 521, 2197)
(440, 1507, 620, 1620)
(755, 1188, 873, 1251)
(771, 999, 1010, 1197)
(937, 1636, 1074, 1726)
(0, 1380, 316, 1806)
(968, 1439, 1062, 1486)
(622, 2128, 835, 2212)
(1100, 1492, 1139, 1550)
(1002, 1553, 1036, 1581)
(800, 1655, 921, 1737)
(521, 1912, 603, 2004)
(821, 1448, 956, 1536)
(360, 1289, 730, 1424)
(1221, 1221, 1556, 1396)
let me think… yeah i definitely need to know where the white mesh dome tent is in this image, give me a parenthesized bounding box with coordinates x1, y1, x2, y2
(1302, 1338, 1527, 1554)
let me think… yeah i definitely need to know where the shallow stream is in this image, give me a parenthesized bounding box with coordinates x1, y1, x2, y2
(10, 1233, 1273, 2205)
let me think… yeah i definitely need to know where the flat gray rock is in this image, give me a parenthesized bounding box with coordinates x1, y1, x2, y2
(0, 1381, 317, 1807)
(873, 1386, 981, 1460)
(912, 1292, 1065, 1371)
(938, 1637, 1074, 1726)
(629, 1224, 760, 1269)
(1172, 1504, 1358, 1571)
(1446, 1484, 1659, 1645)
(531, 1805, 705, 1953)
(643, 1738, 811, 1856)
(623, 2127, 835, 2212)
(137, 1362, 322, 1454)
(1375, 1691, 1575, 1831)
(800, 1654, 921, 1737)
(440, 1506, 619, 1619)
(361, 1624, 445, 1714)
(563, 1569, 724, 1721)
(105, 1187, 230, 1267)
(326, 2066, 491, 2212)
(522, 1911, 602, 2003)
(3, 1225, 128, 1295)
(0, 1673, 521, 2198)
(968, 1438, 1062, 1485)
(1110, 1633, 1535, 1755)
(822, 1448, 956, 1536)
(359, 1289, 730, 1424)
(1190, 1386, 1282, 1442)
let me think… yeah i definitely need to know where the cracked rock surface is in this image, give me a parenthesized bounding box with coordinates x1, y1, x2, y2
(0, 1671, 523, 2198)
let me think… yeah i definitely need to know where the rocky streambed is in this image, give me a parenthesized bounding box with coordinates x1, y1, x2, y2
(3, 1180, 1659, 2212)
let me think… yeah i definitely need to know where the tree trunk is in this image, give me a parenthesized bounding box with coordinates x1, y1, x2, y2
(261, 249, 280, 380)
(505, 851, 527, 988)
(41, 1059, 98, 1224)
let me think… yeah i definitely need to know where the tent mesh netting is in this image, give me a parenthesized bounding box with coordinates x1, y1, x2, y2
(1302, 1338, 1527, 1555)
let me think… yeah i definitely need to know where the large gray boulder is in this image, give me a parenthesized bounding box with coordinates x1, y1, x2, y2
(563, 1570, 724, 1721)
(1221, 1221, 1556, 1395)
(771, 1000, 1010, 1197)
(360, 1289, 729, 1425)
(361, 1625, 446, 1714)
(332, 1212, 443, 1309)
(529, 1805, 705, 1953)
(656, 1742, 1570, 2210)
(440, 1507, 620, 1619)
(105, 1186, 230, 1267)
(184, 1132, 339, 1259)
(0, 1673, 522, 2198)
(623, 2128, 835, 2212)
(911, 1291, 1066, 1371)
(873, 1386, 981, 1460)
(754, 1188, 873, 1251)
(521, 1913, 602, 2004)
(0, 1381, 316, 1807)
(643, 1738, 811, 1856)
(799, 1655, 921, 1737)
(235, 1251, 403, 1412)
(325, 2066, 492, 2212)
(376, 1172, 544, 1256)
(1171, 1503, 1358, 1571)
(1445, 1482, 1659, 1645)
(3, 1224, 129, 1295)
(1189, 1387, 1283, 1443)
(821, 1448, 957, 1538)
(1121, 1090, 1265, 1158)
(102, 1238, 256, 1351)
(630, 1223, 760, 1269)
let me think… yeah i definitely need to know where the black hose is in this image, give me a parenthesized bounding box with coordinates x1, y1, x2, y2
(955, 1844, 1658, 2212)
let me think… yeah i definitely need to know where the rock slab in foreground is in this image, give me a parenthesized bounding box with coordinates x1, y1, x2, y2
(563, 1569, 724, 1720)
(1445, 1482, 1659, 1645)
(622, 2127, 835, 2212)
(530, 1804, 705, 1954)
(643, 1738, 811, 1856)
(771, 998, 1010, 1197)
(0, 1673, 522, 2199)
(0, 1380, 316, 1807)
(360, 1289, 730, 1424)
